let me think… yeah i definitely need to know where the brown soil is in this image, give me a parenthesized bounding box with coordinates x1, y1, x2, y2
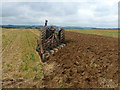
(2, 30, 119, 88)
(42, 31, 119, 88)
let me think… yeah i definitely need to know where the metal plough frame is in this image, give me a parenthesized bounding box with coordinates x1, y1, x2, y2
(36, 27, 65, 62)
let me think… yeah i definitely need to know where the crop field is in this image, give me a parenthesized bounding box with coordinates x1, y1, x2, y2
(65, 29, 119, 38)
(2, 28, 119, 88)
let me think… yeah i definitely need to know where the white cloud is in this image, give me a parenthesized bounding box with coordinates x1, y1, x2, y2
(1, 0, 119, 28)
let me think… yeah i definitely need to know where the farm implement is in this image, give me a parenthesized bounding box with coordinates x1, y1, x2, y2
(36, 20, 66, 62)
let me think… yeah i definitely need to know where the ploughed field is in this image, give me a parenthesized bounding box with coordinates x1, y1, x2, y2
(2, 28, 119, 88)
(43, 31, 118, 88)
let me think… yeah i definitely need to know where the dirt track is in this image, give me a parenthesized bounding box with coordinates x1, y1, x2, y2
(43, 31, 119, 88)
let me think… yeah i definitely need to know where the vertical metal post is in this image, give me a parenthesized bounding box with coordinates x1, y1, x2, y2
(45, 20, 48, 26)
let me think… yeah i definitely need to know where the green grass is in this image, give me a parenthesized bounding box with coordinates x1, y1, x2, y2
(30, 53, 35, 61)
(32, 66, 38, 71)
(60, 83, 65, 88)
(20, 64, 29, 71)
(6, 64, 12, 67)
(65, 29, 119, 38)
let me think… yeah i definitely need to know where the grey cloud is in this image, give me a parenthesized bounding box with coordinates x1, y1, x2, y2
(2, 2, 22, 17)
(27, 2, 80, 16)
(1, 1, 118, 28)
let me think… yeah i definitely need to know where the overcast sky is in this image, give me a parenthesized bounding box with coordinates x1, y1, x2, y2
(1, 0, 119, 28)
